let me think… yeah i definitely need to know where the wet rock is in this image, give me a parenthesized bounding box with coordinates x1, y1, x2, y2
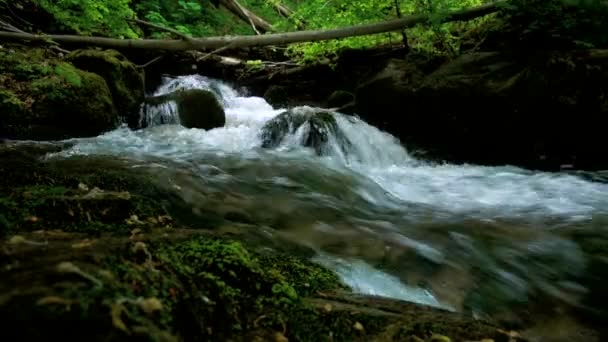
(327, 90, 355, 109)
(0, 47, 118, 140)
(67, 49, 144, 129)
(260, 109, 351, 156)
(355, 50, 608, 171)
(264, 85, 289, 108)
(144, 89, 225, 130)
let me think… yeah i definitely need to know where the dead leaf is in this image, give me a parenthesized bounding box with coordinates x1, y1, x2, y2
(274, 332, 288, 342)
(98, 270, 115, 281)
(353, 322, 364, 332)
(129, 228, 143, 240)
(430, 334, 451, 342)
(78, 183, 89, 192)
(139, 297, 163, 315)
(126, 215, 144, 225)
(111, 303, 130, 333)
(71, 239, 94, 249)
(7, 235, 26, 245)
(37, 296, 75, 310)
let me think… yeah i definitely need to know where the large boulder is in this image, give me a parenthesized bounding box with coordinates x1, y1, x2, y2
(260, 109, 351, 155)
(355, 50, 608, 171)
(0, 47, 118, 140)
(143, 89, 226, 130)
(66, 49, 144, 128)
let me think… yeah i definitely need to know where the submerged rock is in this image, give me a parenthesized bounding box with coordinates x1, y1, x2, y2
(260, 109, 352, 156)
(144, 89, 226, 130)
(355, 51, 608, 171)
(0, 47, 118, 140)
(67, 49, 144, 129)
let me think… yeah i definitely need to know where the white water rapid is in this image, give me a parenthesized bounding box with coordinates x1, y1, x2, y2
(50, 75, 608, 313)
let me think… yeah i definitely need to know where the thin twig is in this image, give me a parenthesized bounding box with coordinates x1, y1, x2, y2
(197, 44, 234, 62)
(51, 45, 71, 54)
(5, 2, 33, 29)
(128, 18, 195, 43)
(137, 55, 164, 69)
(0, 19, 25, 33)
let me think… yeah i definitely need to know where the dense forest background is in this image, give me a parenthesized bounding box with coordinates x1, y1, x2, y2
(2, 0, 607, 64)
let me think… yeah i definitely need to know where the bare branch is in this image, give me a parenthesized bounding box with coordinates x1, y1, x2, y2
(136, 55, 164, 69)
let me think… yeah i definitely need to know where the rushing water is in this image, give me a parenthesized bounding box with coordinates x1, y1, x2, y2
(46, 75, 608, 318)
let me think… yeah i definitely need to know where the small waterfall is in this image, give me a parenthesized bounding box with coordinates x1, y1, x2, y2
(139, 100, 180, 128)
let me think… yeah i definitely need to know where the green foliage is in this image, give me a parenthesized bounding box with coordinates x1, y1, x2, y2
(34, 0, 138, 38)
(134, 0, 250, 37)
(279, 0, 488, 63)
(20, 0, 608, 65)
(54, 63, 82, 87)
(498, 0, 608, 48)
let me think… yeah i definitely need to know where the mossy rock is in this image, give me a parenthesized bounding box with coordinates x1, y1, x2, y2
(143, 89, 225, 130)
(0, 146, 193, 236)
(0, 47, 119, 140)
(0, 229, 518, 342)
(0, 89, 26, 121)
(67, 49, 144, 128)
(260, 109, 352, 156)
(264, 85, 289, 108)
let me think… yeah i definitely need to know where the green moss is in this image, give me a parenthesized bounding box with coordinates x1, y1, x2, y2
(67, 49, 143, 127)
(260, 253, 347, 297)
(0, 46, 120, 140)
(0, 150, 178, 237)
(0, 89, 25, 118)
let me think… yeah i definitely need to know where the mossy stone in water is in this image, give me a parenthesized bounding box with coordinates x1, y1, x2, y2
(30, 68, 117, 139)
(145, 89, 226, 130)
(67, 49, 144, 128)
(260, 110, 352, 156)
(263, 85, 289, 108)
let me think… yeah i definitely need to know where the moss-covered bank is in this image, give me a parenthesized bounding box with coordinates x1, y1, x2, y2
(67, 49, 144, 128)
(0, 45, 145, 140)
(0, 143, 521, 341)
(0, 46, 118, 140)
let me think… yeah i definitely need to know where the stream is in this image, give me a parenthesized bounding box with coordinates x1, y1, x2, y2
(40, 75, 608, 323)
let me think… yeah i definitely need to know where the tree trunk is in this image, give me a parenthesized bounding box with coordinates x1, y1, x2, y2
(0, 1, 504, 51)
(219, 0, 274, 34)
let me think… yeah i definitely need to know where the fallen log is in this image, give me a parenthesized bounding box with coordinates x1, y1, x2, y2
(0, 1, 505, 51)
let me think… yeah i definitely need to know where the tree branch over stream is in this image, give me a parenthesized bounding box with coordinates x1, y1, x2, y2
(0, 1, 505, 52)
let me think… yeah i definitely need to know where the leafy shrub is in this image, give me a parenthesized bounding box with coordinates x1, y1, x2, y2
(498, 0, 608, 48)
(34, 0, 139, 38)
